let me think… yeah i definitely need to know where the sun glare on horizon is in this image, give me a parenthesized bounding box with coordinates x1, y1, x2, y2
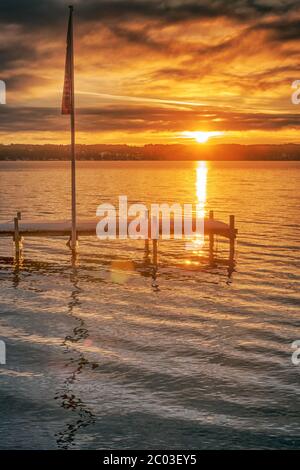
(181, 131, 224, 144)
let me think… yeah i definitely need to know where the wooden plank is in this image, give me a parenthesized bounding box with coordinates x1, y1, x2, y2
(0, 217, 238, 239)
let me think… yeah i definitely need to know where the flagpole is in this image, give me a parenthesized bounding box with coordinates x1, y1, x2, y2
(69, 5, 77, 253)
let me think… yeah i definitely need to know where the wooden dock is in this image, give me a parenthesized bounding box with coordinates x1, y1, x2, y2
(0, 211, 237, 265)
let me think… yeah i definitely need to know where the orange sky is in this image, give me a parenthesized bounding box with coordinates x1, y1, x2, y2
(1, 0, 300, 145)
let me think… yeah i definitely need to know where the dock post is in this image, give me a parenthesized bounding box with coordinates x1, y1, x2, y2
(151, 215, 159, 291)
(152, 215, 159, 267)
(153, 239, 158, 266)
(229, 215, 236, 264)
(67, 232, 79, 254)
(17, 211, 24, 257)
(209, 210, 214, 265)
(144, 209, 150, 256)
(14, 214, 22, 262)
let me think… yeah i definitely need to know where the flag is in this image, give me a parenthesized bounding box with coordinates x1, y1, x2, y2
(62, 6, 74, 115)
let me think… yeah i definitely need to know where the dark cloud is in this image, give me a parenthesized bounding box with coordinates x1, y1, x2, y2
(0, 44, 39, 73)
(2, 74, 51, 92)
(0, 0, 66, 28)
(0, 0, 299, 28)
(105, 23, 163, 50)
(253, 17, 300, 42)
(1, 105, 300, 134)
(72, 1, 300, 24)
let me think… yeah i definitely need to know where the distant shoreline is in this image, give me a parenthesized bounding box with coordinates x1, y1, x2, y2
(0, 143, 300, 161)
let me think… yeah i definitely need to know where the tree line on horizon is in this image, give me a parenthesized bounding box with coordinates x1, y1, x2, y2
(0, 143, 299, 160)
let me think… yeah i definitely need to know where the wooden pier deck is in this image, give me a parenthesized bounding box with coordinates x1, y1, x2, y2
(0, 216, 236, 239)
(0, 211, 237, 265)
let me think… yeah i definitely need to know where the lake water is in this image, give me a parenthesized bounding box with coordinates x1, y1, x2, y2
(0, 160, 299, 449)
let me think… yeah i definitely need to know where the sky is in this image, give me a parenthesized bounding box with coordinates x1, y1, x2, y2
(1, 0, 300, 145)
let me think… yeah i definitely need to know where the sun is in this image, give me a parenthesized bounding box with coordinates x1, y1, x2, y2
(181, 131, 224, 144)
